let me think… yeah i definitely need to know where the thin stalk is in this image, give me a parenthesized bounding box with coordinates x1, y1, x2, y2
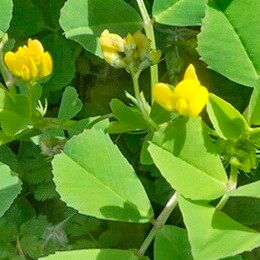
(249, 126, 260, 136)
(136, 0, 158, 102)
(26, 82, 36, 120)
(0, 34, 14, 88)
(216, 165, 238, 211)
(87, 113, 114, 129)
(138, 193, 178, 256)
(16, 238, 26, 259)
(132, 74, 158, 131)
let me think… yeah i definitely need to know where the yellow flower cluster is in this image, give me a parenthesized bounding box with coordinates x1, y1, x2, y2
(4, 39, 53, 82)
(99, 29, 161, 72)
(100, 29, 126, 68)
(153, 65, 209, 117)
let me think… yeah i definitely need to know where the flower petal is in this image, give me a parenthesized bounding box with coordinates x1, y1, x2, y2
(153, 83, 174, 111)
(183, 64, 198, 80)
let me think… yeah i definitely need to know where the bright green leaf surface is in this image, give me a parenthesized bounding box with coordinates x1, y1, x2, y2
(41, 249, 142, 260)
(52, 128, 153, 222)
(106, 99, 147, 134)
(228, 181, 260, 199)
(149, 143, 227, 200)
(0, 163, 21, 217)
(148, 117, 227, 200)
(207, 94, 249, 139)
(59, 0, 142, 57)
(197, 0, 260, 87)
(151, 117, 227, 183)
(153, 0, 206, 26)
(154, 225, 192, 260)
(58, 86, 83, 120)
(0, 0, 13, 37)
(179, 196, 260, 260)
(0, 88, 33, 136)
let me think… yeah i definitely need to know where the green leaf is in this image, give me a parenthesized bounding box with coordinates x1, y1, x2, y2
(245, 78, 260, 125)
(153, 117, 227, 179)
(0, 163, 21, 217)
(58, 87, 83, 120)
(228, 181, 260, 199)
(148, 117, 227, 200)
(150, 102, 173, 125)
(20, 235, 46, 259)
(207, 94, 249, 139)
(154, 225, 192, 260)
(149, 143, 227, 200)
(0, 88, 33, 136)
(52, 128, 153, 222)
(197, 0, 260, 87)
(178, 196, 260, 260)
(67, 117, 109, 136)
(18, 142, 53, 185)
(153, 0, 206, 26)
(42, 35, 77, 92)
(0, 218, 18, 242)
(20, 215, 51, 237)
(106, 99, 147, 134)
(0, 0, 13, 37)
(0, 145, 19, 171)
(59, 0, 142, 57)
(8, 0, 45, 38)
(33, 181, 58, 201)
(0, 131, 14, 145)
(40, 249, 143, 260)
(223, 197, 260, 230)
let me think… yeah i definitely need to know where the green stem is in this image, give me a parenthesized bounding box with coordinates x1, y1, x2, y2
(138, 193, 178, 256)
(0, 34, 14, 88)
(26, 81, 38, 120)
(216, 165, 238, 211)
(132, 74, 158, 131)
(249, 126, 260, 136)
(87, 113, 114, 129)
(136, 0, 158, 102)
(133, 73, 142, 103)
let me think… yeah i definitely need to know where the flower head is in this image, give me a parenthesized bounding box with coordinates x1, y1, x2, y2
(153, 64, 209, 117)
(4, 39, 53, 82)
(100, 29, 126, 68)
(99, 30, 161, 73)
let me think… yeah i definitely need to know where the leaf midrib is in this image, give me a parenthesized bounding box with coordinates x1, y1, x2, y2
(60, 151, 149, 218)
(154, 0, 186, 20)
(62, 152, 129, 203)
(151, 144, 227, 187)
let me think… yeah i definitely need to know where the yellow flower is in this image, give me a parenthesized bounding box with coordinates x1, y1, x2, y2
(153, 64, 209, 117)
(99, 30, 161, 71)
(100, 29, 125, 52)
(99, 29, 126, 68)
(4, 38, 53, 82)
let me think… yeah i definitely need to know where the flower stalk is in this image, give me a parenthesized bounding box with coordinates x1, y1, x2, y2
(138, 193, 178, 256)
(132, 73, 158, 131)
(136, 0, 159, 102)
(216, 165, 238, 211)
(0, 34, 14, 87)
